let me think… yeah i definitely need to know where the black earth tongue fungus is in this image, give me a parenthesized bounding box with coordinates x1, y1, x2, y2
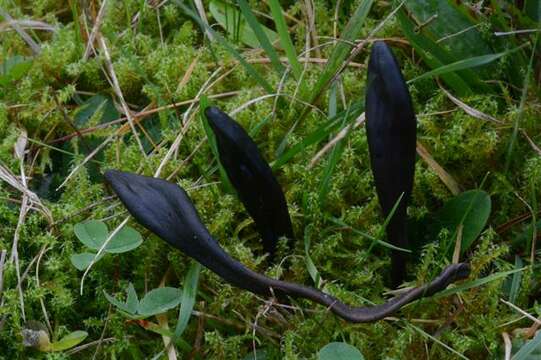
(104, 170, 470, 323)
(204, 106, 293, 256)
(365, 41, 418, 288)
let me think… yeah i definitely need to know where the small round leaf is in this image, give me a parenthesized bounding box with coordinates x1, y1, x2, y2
(74, 220, 108, 250)
(137, 287, 182, 317)
(105, 226, 143, 253)
(318, 342, 364, 360)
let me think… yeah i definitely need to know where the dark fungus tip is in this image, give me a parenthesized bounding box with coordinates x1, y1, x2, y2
(366, 41, 417, 288)
(106, 170, 470, 323)
(204, 106, 293, 256)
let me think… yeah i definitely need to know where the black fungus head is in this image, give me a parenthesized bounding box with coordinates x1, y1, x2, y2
(367, 41, 415, 126)
(365, 41, 417, 287)
(204, 106, 269, 176)
(204, 106, 294, 255)
(104, 170, 213, 254)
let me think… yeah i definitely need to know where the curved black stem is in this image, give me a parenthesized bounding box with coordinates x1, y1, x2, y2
(204, 106, 293, 256)
(104, 170, 470, 323)
(365, 41, 417, 287)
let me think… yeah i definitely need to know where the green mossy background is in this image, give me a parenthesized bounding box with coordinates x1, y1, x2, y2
(1, 0, 540, 358)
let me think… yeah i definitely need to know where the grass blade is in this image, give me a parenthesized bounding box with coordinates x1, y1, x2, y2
(318, 100, 350, 206)
(304, 225, 322, 288)
(307, 0, 375, 104)
(174, 0, 273, 93)
(512, 329, 541, 359)
(267, 0, 302, 80)
(173, 261, 201, 340)
(327, 217, 412, 253)
(272, 102, 363, 170)
(432, 267, 526, 299)
(505, 33, 538, 173)
(237, 0, 284, 75)
(200, 95, 235, 193)
(409, 44, 529, 83)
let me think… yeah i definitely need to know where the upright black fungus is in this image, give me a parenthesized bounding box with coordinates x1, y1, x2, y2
(365, 41, 417, 287)
(105, 170, 470, 323)
(204, 106, 293, 256)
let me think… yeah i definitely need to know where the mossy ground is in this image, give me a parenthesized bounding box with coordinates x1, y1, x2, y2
(1, 1, 540, 359)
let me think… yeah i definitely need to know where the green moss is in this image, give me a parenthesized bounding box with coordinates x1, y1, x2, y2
(1, 1, 540, 358)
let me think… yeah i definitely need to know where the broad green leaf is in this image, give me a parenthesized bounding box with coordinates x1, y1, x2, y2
(525, 0, 541, 21)
(48, 331, 88, 352)
(70, 252, 105, 271)
(268, 0, 302, 80)
(174, 261, 201, 340)
(243, 349, 268, 360)
(431, 190, 491, 255)
(74, 94, 119, 127)
(209, 0, 279, 49)
(74, 220, 108, 250)
(318, 342, 364, 360)
(138, 287, 183, 317)
(0, 55, 32, 86)
(105, 225, 143, 253)
(104, 289, 137, 315)
(126, 283, 139, 314)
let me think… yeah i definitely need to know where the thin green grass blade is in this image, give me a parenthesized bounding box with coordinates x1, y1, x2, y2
(327, 217, 412, 253)
(237, 0, 284, 74)
(407, 324, 469, 360)
(199, 95, 235, 193)
(304, 225, 322, 288)
(307, 0, 375, 104)
(173, 261, 201, 340)
(174, 0, 273, 93)
(505, 33, 538, 173)
(272, 102, 363, 169)
(397, 8, 474, 95)
(318, 99, 351, 206)
(512, 329, 541, 359)
(409, 44, 529, 83)
(433, 267, 526, 299)
(267, 0, 302, 80)
(508, 255, 523, 304)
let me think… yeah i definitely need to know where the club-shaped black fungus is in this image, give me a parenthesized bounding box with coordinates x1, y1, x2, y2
(104, 170, 470, 323)
(204, 106, 293, 256)
(366, 41, 417, 287)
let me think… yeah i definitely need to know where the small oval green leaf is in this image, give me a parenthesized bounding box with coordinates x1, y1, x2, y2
(74, 220, 108, 250)
(70, 252, 104, 271)
(432, 190, 491, 254)
(138, 287, 183, 317)
(105, 226, 143, 253)
(48, 330, 88, 352)
(318, 342, 364, 360)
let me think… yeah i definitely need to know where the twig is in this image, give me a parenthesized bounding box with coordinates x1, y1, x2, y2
(98, 36, 147, 158)
(416, 141, 461, 195)
(309, 112, 365, 167)
(0, 6, 41, 54)
(502, 332, 512, 360)
(83, 0, 108, 60)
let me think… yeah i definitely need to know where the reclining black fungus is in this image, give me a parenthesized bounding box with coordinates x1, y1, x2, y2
(365, 41, 417, 287)
(205, 106, 293, 256)
(104, 170, 470, 323)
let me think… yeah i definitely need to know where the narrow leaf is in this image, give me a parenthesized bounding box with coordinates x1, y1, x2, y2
(267, 0, 302, 79)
